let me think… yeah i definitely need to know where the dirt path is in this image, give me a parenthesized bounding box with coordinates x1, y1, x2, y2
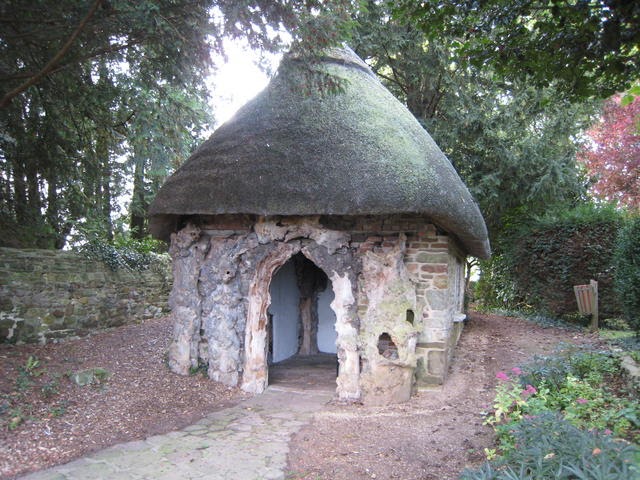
(286, 313, 594, 479)
(1, 313, 594, 479)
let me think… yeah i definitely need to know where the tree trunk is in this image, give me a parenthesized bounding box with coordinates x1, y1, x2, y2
(97, 132, 113, 240)
(46, 168, 61, 248)
(130, 157, 147, 239)
(12, 158, 27, 224)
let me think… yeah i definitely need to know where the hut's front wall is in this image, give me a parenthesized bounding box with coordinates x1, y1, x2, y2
(167, 214, 466, 405)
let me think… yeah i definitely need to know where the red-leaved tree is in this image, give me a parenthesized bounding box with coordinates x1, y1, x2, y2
(577, 95, 640, 209)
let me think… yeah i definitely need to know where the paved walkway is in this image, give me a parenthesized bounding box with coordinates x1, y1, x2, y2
(20, 388, 332, 480)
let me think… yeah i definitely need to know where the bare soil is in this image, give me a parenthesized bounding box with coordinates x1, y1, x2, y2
(0, 317, 247, 479)
(0, 313, 596, 480)
(286, 312, 597, 480)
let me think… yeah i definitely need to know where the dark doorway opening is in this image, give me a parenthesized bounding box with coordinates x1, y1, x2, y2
(267, 253, 337, 390)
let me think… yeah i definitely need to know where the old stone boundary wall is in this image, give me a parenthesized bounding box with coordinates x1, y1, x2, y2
(0, 248, 172, 344)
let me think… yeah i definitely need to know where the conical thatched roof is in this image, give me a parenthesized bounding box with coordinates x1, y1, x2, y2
(149, 47, 490, 258)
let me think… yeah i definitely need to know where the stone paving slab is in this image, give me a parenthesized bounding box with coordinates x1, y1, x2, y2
(19, 388, 332, 480)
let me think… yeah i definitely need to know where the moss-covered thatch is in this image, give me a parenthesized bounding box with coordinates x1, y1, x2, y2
(149, 47, 490, 258)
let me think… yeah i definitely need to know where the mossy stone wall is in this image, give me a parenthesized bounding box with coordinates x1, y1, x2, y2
(0, 248, 171, 343)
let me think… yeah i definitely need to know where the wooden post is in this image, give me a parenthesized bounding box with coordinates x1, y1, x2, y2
(590, 279, 598, 331)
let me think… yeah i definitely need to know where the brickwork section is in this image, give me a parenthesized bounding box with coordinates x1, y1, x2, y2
(0, 248, 172, 344)
(405, 229, 466, 386)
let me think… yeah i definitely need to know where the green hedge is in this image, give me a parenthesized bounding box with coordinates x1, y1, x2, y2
(477, 205, 624, 320)
(613, 216, 640, 333)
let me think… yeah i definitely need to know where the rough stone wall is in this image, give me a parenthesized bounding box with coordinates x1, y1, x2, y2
(167, 214, 467, 404)
(167, 217, 360, 400)
(404, 227, 466, 386)
(0, 248, 172, 344)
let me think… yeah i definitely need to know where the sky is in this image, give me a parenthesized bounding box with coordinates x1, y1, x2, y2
(207, 40, 282, 129)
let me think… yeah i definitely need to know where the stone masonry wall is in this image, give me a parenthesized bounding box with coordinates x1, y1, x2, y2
(166, 214, 467, 403)
(404, 226, 465, 386)
(0, 248, 172, 344)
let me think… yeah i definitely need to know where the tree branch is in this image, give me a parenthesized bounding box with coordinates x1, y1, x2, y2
(0, 0, 103, 109)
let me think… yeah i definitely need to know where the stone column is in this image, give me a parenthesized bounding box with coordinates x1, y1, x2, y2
(167, 224, 209, 375)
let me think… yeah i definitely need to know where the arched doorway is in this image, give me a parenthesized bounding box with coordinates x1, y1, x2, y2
(241, 241, 360, 400)
(267, 253, 337, 390)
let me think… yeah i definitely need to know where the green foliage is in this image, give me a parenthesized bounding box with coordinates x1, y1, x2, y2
(22, 355, 42, 377)
(0, 0, 354, 248)
(1, 356, 69, 431)
(610, 337, 640, 357)
(480, 310, 583, 332)
(352, 2, 598, 242)
(41, 379, 60, 399)
(15, 355, 43, 391)
(613, 216, 640, 334)
(7, 408, 24, 431)
(112, 235, 167, 255)
(76, 231, 167, 272)
(477, 204, 625, 318)
(49, 401, 68, 418)
(189, 363, 208, 377)
(518, 346, 620, 392)
(394, 0, 640, 100)
(462, 413, 640, 480)
(467, 345, 640, 479)
(601, 318, 634, 332)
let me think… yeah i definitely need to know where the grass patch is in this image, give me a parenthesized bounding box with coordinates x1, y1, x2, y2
(600, 329, 637, 341)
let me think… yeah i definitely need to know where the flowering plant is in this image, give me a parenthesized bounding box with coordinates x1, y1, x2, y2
(469, 347, 639, 478)
(485, 369, 541, 426)
(486, 363, 639, 453)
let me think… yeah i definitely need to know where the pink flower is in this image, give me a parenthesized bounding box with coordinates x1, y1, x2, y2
(511, 367, 523, 376)
(522, 384, 537, 396)
(604, 429, 612, 435)
(496, 371, 509, 381)
(576, 398, 588, 404)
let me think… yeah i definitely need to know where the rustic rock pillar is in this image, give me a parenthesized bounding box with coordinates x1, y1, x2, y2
(295, 255, 323, 356)
(298, 297, 317, 355)
(331, 272, 360, 401)
(199, 237, 246, 387)
(358, 234, 419, 405)
(167, 224, 208, 375)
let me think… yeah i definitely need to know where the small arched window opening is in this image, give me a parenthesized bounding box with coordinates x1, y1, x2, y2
(406, 309, 415, 325)
(377, 332, 398, 360)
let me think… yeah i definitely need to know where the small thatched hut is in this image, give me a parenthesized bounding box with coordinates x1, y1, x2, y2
(150, 47, 490, 405)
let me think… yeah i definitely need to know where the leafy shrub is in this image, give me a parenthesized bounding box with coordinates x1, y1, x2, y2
(518, 345, 620, 391)
(472, 345, 640, 480)
(461, 413, 640, 480)
(505, 347, 638, 441)
(613, 216, 640, 334)
(76, 234, 167, 272)
(602, 317, 633, 331)
(481, 309, 582, 331)
(477, 204, 624, 319)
